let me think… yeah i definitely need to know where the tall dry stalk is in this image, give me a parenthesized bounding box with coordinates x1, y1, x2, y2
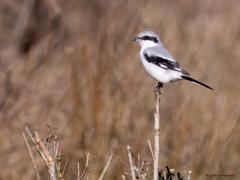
(153, 91, 160, 180)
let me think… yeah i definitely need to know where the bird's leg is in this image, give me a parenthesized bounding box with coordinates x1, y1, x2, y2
(154, 82, 163, 95)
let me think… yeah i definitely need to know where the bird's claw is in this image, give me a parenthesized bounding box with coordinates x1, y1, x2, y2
(154, 82, 163, 96)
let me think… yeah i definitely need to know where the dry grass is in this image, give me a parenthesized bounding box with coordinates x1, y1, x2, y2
(0, 0, 240, 179)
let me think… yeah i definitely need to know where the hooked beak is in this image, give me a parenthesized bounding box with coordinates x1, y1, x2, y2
(132, 37, 140, 42)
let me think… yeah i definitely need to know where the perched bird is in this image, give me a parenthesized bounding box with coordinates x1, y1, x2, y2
(132, 31, 213, 91)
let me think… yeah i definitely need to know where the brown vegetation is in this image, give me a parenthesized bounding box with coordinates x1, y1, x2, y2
(0, 0, 239, 179)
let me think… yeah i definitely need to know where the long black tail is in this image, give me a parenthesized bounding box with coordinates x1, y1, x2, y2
(181, 75, 214, 90)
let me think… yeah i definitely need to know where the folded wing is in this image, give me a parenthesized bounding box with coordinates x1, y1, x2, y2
(144, 47, 189, 75)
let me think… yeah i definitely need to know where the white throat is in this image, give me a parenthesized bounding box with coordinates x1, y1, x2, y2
(140, 40, 160, 50)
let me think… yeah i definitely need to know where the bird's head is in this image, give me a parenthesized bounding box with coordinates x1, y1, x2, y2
(132, 31, 161, 49)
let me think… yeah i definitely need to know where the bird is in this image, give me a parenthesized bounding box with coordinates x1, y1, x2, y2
(132, 31, 214, 92)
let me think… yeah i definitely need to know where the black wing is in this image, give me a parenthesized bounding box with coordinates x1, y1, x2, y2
(143, 52, 189, 75)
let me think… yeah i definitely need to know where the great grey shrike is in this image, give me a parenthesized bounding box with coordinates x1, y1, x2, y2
(132, 31, 213, 90)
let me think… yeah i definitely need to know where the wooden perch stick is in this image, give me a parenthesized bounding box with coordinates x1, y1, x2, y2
(154, 91, 160, 180)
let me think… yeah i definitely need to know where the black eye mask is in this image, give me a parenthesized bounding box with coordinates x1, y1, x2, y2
(141, 36, 158, 43)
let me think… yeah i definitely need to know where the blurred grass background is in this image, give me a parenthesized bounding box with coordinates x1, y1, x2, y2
(0, 0, 240, 179)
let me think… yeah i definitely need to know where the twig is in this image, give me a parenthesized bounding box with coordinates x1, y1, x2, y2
(62, 158, 69, 177)
(49, 160, 56, 180)
(187, 170, 192, 180)
(147, 139, 154, 160)
(77, 162, 80, 180)
(80, 152, 90, 179)
(25, 127, 57, 180)
(54, 140, 63, 179)
(54, 140, 59, 159)
(137, 153, 141, 179)
(140, 161, 149, 180)
(25, 127, 47, 163)
(22, 132, 41, 180)
(35, 131, 56, 180)
(122, 174, 126, 180)
(34, 132, 54, 163)
(127, 145, 136, 180)
(153, 91, 160, 180)
(98, 152, 114, 180)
